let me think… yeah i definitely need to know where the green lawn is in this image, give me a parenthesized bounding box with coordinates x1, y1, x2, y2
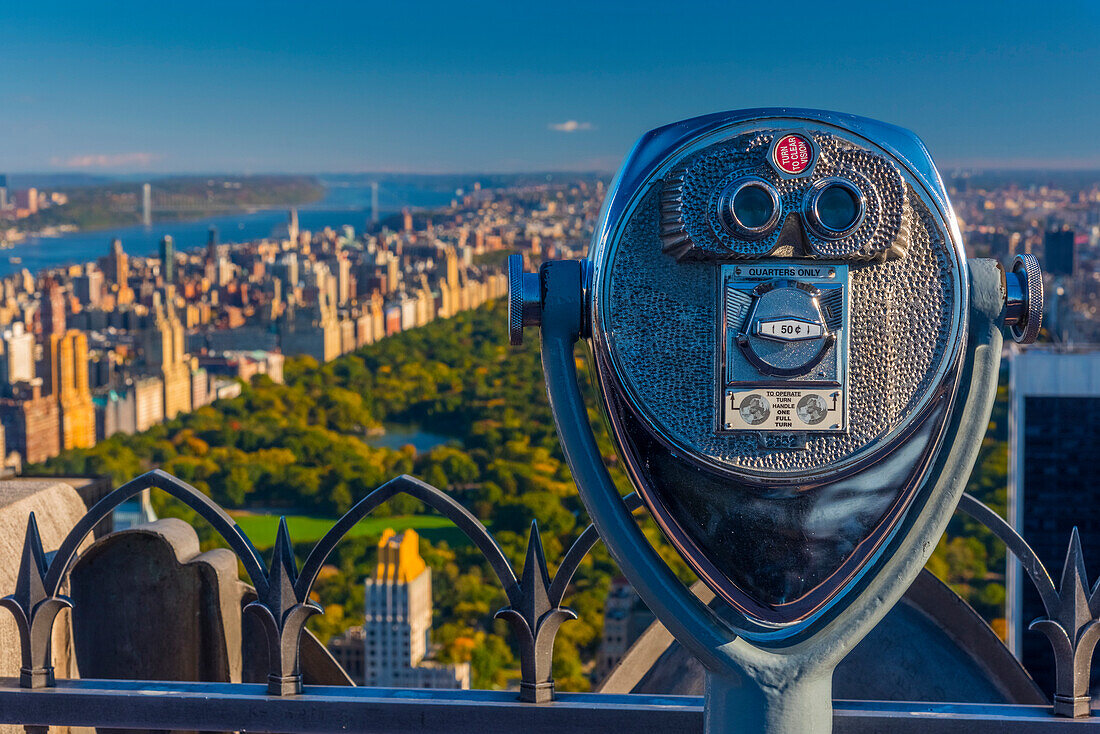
(228, 512, 459, 549)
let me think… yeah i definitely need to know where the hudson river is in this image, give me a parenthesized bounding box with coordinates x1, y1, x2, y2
(0, 180, 456, 278)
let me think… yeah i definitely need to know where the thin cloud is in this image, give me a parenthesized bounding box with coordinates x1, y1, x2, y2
(52, 152, 163, 169)
(549, 120, 594, 133)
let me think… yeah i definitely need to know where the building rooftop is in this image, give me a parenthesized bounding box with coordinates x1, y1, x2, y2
(373, 528, 427, 583)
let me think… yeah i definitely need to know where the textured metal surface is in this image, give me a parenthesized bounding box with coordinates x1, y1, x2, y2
(508, 253, 524, 345)
(660, 130, 910, 261)
(507, 254, 541, 346)
(551, 243, 1007, 730)
(1008, 254, 1043, 344)
(581, 109, 976, 616)
(608, 182, 960, 476)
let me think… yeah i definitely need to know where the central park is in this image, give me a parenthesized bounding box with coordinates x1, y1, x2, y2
(36, 300, 1012, 689)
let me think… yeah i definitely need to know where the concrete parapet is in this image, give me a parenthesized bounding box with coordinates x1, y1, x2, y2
(0, 478, 93, 734)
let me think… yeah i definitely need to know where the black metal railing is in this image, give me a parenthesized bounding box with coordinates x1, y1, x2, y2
(0, 469, 640, 701)
(957, 494, 1100, 717)
(1, 469, 1099, 731)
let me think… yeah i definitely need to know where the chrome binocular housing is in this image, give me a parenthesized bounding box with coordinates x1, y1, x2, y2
(510, 108, 1043, 634)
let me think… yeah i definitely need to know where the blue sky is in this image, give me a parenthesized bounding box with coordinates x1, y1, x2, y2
(2, 1, 1098, 173)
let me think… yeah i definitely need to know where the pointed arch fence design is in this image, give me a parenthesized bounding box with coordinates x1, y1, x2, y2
(0, 470, 1099, 731)
(1, 469, 641, 702)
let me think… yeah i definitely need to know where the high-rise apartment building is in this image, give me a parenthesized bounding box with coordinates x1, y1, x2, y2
(160, 236, 176, 284)
(0, 380, 60, 465)
(1043, 230, 1075, 277)
(0, 323, 35, 392)
(145, 293, 191, 419)
(437, 246, 462, 318)
(40, 277, 66, 338)
(1007, 348, 1100, 696)
(74, 267, 104, 307)
(142, 183, 152, 227)
(14, 188, 38, 215)
(279, 276, 340, 363)
(336, 254, 352, 305)
(133, 375, 167, 433)
(288, 209, 299, 246)
(273, 252, 299, 288)
(106, 239, 135, 304)
(596, 577, 655, 680)
(355, 529, 469, 689)
(96, 375, 166, 439)
(50, 330, 96, 449)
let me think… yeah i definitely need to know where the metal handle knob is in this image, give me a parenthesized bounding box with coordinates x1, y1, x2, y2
(1004, 253, 1043, 344)
(508, 254, 541, 346)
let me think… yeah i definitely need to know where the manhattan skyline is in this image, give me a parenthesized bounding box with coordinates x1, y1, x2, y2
(2, 0, 1099, 173)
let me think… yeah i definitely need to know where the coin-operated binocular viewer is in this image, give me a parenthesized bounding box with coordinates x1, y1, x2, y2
(509, 109, 1043, 734)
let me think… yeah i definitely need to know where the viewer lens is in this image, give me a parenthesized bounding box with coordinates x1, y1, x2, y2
(733, 185, 775, 230)
(807, 179, 864, 238)
(817, 185, 858, 231)
(721, 178, 779, 239)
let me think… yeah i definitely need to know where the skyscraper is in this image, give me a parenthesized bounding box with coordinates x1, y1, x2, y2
(0, 323, 35, 392)
(360, 529, 469, 689)
(438, 245, 462, 318)
(288, 209, 299, 245)
(336, 254, 352, 305)
(142, 183, 152, 226)
(0, 174, 8, 211)
(106, 239, 135, 305)
(273, 252, 299, 288)
(1043, 230, 1075, 277)
(207, 226, 219, 262)
(160, 236, 176, 284)
(158, 292, 190, 418)
(73, 267, 104, 307)
(40, 277, 66, 338)
(145, 292, 191, 419)
(50, 330, 96, 450)
(1007, 347, 1100, 696)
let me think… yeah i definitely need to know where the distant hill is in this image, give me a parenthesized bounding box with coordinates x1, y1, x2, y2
(6, 173, 121, 189)
(13, 175, 325, 232)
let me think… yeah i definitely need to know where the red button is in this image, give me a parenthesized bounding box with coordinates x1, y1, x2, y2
(773, 134, 812, 175)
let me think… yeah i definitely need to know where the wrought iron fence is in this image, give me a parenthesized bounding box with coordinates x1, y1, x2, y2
(1, 469, 1099, 731)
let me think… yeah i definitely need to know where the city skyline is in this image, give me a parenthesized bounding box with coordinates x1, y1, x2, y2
(3, 1, 1100, 173)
